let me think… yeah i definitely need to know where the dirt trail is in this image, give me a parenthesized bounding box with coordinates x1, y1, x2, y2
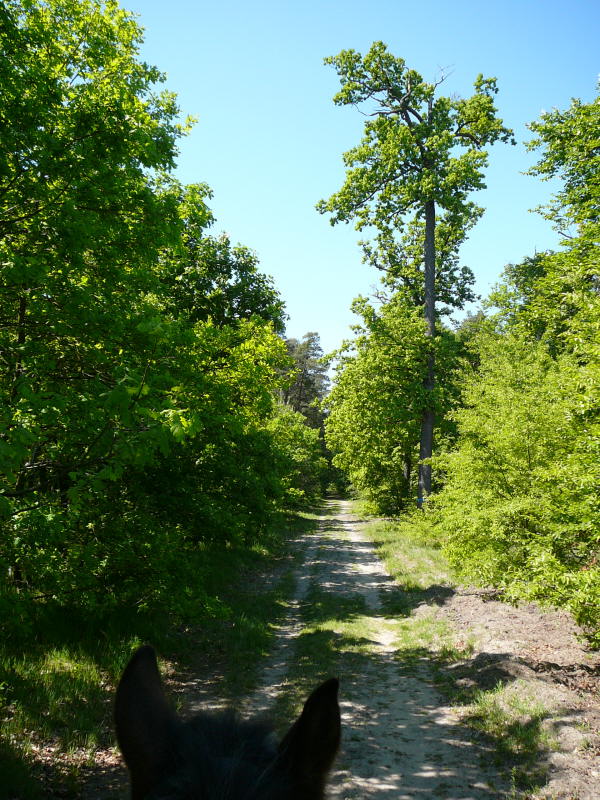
(247, 500, 509, 799)
(247, 499, 600, 799)
(326, 505, 504, 799)
(84, 498, 599, 798)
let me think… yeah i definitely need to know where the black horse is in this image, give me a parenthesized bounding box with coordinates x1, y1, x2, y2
(115, 646, 341, 799)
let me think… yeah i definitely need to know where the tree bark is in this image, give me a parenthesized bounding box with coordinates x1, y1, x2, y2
(418, 199, 436, 507)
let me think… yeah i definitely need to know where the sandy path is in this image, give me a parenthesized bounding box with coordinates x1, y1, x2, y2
(82, 498, 598, 799)
(248, 500, 507, 799)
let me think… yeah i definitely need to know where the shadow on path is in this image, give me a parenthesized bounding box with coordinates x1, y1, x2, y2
(283, 503, 511, 798)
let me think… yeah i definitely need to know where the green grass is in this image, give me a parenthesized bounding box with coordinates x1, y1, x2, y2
(365, 514, 453, 591)
(2, 648, 107, 750)
(461, 681, 555, 792)
(392, 612, 475, 666)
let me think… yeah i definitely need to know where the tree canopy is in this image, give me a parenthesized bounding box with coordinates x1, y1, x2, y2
(316, 42, 514, 235)
(0, 0, 326, 618)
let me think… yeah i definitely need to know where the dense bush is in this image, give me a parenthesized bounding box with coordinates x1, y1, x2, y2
(433, 333, 600, 642)
(432, 88, 600, 643)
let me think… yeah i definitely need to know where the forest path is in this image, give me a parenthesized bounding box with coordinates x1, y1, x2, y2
(89, 499, 599, 799)
(247, 499, 507, 799)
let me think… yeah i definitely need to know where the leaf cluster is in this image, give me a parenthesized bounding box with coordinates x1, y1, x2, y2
(317, 41, 514, 236)
(434, 333, 600, 642)
(324, 296, 464, 513)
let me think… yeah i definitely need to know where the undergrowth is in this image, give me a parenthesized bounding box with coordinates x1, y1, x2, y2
(0, 507, 318, 798)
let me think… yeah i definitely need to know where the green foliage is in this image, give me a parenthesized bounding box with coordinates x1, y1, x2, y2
(429, 88, 600, 645)
(3, 306, 292, 610)
(281, 332, 329, 427)
(526, 91, 600, 236)
(513, 89, 600, 356)
(324, 296, 464, 513)
(280, 332, 342, 493)
(267, 404, 328, 506)
(160, 207, 287, 331)
(0, 0, 326, 623)
(316, 42, 513, 297)
(324, 300, 424, 512)
(0, 6, 329, 784)
(317, 42, 514, 233)
(0, 0, 186, 259)
(365, 514, 452, 601)
(434, 332, 600, 642)
(360, 222, 478, 315)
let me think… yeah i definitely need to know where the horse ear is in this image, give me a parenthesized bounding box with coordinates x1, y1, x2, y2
(278, 678, 341, 793)
(115, 645, 177, 800)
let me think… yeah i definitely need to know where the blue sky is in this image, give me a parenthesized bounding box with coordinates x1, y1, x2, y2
(126, 0, 599, 354)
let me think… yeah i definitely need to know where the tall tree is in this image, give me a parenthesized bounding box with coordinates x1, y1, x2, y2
(282, 332, 329, 429)
(317, 42, 513, 502)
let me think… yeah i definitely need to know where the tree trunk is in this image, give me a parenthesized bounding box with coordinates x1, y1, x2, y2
(418, 199, 435, 507)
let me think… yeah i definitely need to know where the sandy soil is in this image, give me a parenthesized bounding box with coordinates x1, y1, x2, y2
(438, 582, 600, 799)
(245, 500, 600, 799)
(78, 499, 599, 799)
